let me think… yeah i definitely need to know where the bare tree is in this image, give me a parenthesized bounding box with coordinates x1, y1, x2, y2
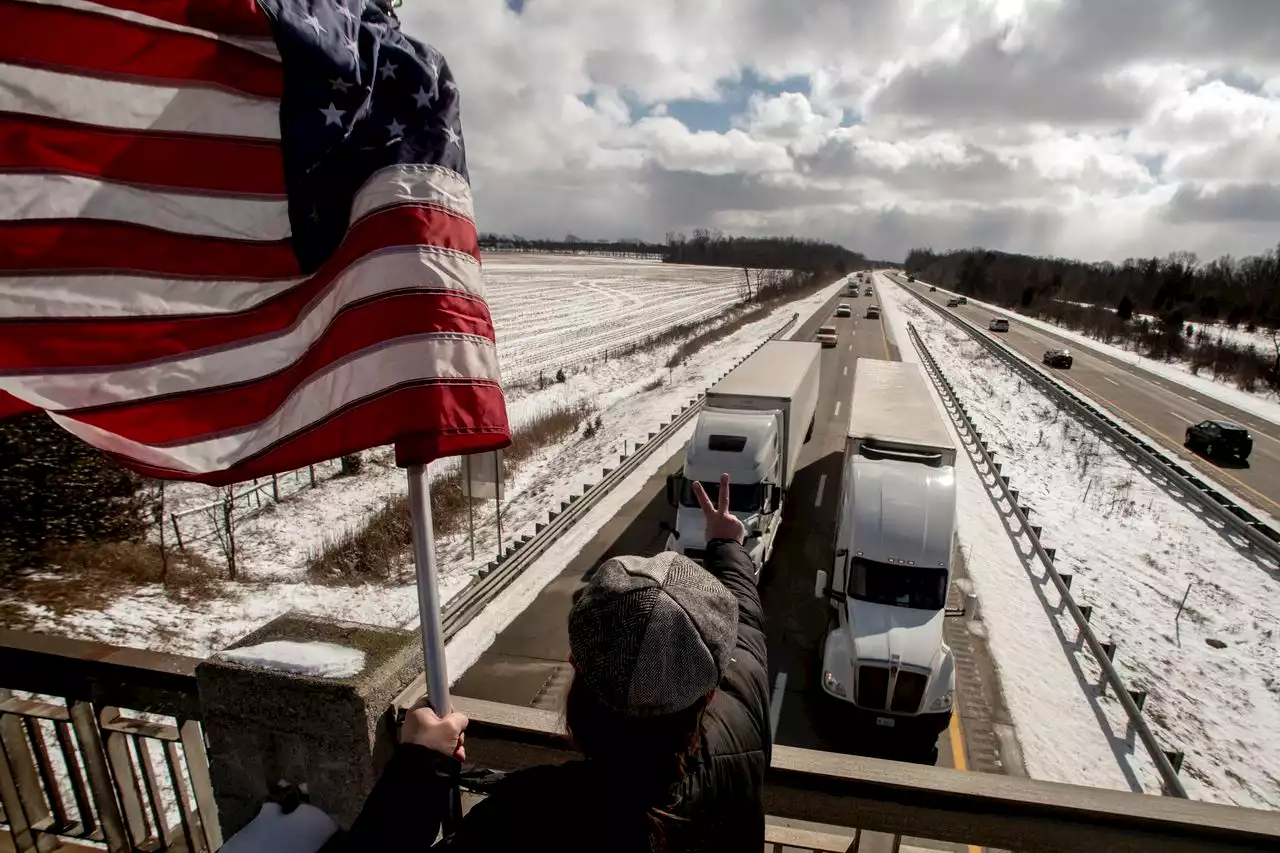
(207, 485, 239, 580)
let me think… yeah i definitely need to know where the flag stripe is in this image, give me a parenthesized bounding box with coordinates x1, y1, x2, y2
(0, 114, 286, 195)
(353, 164, 476, 226)
(83, 382, 509, 486)
(5, 257, 487, 410)
(53, 339, 504, 474)
(71, 0, 274, 37)
(0, 208, 479, 368)
(0, 218, 298, 276)
(0, 271, 305, 318)
(0, 61, 280, 138)
(72, 304, 496, 442)
(3, 0, 284, 98)
(0, 173, 291, 240)
(17, 0, 281, 60)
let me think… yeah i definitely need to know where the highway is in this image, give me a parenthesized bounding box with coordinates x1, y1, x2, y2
(894, 275, 1280, 519)
(454, 281, 1003, 851)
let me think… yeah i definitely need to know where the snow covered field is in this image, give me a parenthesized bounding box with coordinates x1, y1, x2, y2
(8, 262, 843, 660)
(933, 281, 1280, 426)
(879, 275, 1280, 810)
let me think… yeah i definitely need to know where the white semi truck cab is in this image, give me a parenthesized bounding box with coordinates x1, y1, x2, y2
(665, 340, 821, 576)
(815, 358, 957, 759)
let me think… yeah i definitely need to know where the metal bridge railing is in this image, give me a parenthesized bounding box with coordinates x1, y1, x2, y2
(0, 630, 219, 853)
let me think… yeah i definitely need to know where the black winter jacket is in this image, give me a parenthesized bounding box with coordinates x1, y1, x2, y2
(337, 539, 770, 851)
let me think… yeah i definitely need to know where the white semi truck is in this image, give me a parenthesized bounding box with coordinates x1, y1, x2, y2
(664, 340, 822, 577)
(815, 358, 957, 759)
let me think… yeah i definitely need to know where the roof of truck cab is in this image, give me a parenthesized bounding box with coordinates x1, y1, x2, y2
(849, 359, 954, 452)
(709, 340, 821, 399)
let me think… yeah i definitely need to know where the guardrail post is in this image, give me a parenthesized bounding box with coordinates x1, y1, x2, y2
(1128, 689, 1148, 712)
(1100, 640, 1117, 661)
(1060, 574, 1073, 590)
(1164, 749, 1185, 775)
(1044, 547, 1056, 562)
(1079, 604, 1093, 622)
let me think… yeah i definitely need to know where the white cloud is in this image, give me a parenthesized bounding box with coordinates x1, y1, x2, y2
(402, 0, 1280, 261)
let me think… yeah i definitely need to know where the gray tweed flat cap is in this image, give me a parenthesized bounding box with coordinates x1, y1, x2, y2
(568, 551, 738, 717)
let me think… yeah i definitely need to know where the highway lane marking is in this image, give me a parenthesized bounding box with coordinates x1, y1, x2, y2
(1103, 377, 1120, 386)
(769, 671, 787, 741)
(843, 366, 848, 376)
(948, 713, 983, 853)
(814, 474, 827, 508)
(833, 401, 842, 418)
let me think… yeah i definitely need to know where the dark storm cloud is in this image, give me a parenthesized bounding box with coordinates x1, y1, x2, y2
(1164, 183, 1280, 223)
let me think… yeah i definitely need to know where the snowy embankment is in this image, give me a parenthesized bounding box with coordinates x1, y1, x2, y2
(924, 280, 1280, 427)
(878, 275, 1280, 810)
(13, 261, 843, 659)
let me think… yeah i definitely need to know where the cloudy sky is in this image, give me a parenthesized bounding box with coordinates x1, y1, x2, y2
(402, 0, 1280, 263)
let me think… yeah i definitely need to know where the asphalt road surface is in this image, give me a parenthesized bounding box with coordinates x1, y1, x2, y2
(454, 283, 993, 851)
(894, 274, 1280, 519)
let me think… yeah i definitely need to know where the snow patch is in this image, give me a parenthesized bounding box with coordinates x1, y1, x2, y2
(218, 641, 366, 679)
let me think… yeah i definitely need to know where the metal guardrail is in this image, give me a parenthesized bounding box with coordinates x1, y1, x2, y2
(439, 312, 801, 642)
(894, 277, 1280, 566)
(905, 322, 1189, 798)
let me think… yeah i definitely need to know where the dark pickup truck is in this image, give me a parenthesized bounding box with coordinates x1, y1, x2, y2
(1185, 420, 1253, 462)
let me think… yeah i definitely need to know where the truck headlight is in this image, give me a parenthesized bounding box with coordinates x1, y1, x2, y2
(822, 671, 846, 697)
(928, 690, 954, 712)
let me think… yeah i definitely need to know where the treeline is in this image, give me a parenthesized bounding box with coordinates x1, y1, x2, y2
(905, 245, 1280, 328)
(479, 233, 663, 258)
(905, 245, 1280, 393)
(665, 228, 867, 275)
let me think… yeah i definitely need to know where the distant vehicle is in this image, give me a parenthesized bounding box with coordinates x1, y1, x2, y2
(907, 275, 916, 283)
(863, 287, 873, 296)
(836, 303, 852, 318)
(1042, 348, 1073, 368)
(988, 318, 1009, 332)
(1185, 420, 1252, 462)
(946, 298, 960, 307)
(816, 325, 839, 347)
(664, 341, 821, 576)
(929, 286, 937, 292)
(865, 305, 880, 320)
(956, 297, 968, 305)
(816, 359, 957, 762)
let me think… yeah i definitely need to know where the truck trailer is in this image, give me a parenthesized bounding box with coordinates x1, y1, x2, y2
(665, 340, 822, 577)
(815, 358, 957, 761)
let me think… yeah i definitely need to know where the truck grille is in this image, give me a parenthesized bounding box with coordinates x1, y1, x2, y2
(856, 665, 928, 713)
(856, 665, 889, 708)
(891, 671, 927, 714)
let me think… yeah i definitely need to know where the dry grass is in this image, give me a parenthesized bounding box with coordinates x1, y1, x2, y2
(306, 400, 596, 585)
(0, 541, 219, 623)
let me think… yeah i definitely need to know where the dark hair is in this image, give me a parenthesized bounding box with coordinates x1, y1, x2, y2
(564, 676, 710, 852)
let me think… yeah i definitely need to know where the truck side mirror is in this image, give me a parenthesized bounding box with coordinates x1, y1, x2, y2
(814, 570, 829, 600)
(664, 473, 679, 507)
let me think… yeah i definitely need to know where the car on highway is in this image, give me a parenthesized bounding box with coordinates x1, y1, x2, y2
(863, 287, 873, 296)
(836, 303, 852, 318)
(865, 305, 880, 319)
(988, 318, 1009, 332)
(946, 298, 960, 307)
(1042, 348, 1073, 368)
(956, 296, 968, 305)
(1185, 420, 1253, 462)
(816, 325, 839, 347)
(929, 286, 937, 292)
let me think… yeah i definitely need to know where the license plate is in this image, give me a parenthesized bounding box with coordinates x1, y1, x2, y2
(876, 716, 895, 728)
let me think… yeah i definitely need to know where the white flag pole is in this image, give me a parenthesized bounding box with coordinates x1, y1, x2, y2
(404, 462, 451, 715)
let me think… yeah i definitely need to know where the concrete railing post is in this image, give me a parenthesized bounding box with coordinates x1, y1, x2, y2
(196, 613, 423, 837)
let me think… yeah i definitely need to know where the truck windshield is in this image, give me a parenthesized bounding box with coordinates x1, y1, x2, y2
(679, 478, 762, 512)
(848, 557, 947, 610)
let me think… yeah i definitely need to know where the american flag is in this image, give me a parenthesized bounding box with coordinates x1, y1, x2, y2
(0, 0, 510, 485)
